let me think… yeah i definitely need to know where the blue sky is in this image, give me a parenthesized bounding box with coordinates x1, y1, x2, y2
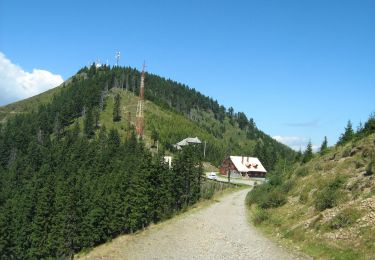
(1, 0, 374, 150)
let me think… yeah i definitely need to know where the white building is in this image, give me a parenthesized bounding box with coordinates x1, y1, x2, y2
(174, 137, 202, 150)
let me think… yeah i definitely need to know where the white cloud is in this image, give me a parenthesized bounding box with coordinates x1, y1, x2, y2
(0, 52, 63, 105)
(273, 135, 319, 152)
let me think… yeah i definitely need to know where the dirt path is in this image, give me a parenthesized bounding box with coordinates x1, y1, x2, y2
(80, 189, 309, 259)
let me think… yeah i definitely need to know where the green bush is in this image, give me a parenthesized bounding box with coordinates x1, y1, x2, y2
(315, 188, 338, 211)
(342, 146, 352, 157)
(268, 174, 283, 186)
(252, 207, 269, 225)
(295, 166, 309, 177)
(328, 176, 346, 190)
(247, 175, 288, 209)
(328, 208, 361, 230)
(315, 177, 345, 211)
(258, 188, 287, 209)
(246, 184, 270, 206)
(281, 179, 294, 193)
(364, 156, 375, 176)
(247, 186, 287, 209)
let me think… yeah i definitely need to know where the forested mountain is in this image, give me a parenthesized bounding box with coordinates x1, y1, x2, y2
(1, 65, 295, 169)
(0, 64, 295, 258)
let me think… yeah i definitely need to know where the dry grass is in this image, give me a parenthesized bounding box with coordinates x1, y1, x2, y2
(248, 134, 375, 259)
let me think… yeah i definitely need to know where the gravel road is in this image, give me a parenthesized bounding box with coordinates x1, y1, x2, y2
(80, 189, 309, 260)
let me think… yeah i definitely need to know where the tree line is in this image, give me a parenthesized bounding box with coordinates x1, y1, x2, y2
(297, 114, 375, 164)
(0, 64, 204, 258)
(0, 123, 203, 258)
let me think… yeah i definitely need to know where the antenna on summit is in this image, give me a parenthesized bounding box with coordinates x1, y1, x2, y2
(115, 51, 121, 66)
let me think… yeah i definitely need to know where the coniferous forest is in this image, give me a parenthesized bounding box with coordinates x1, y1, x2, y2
(0, 124, 203, 258)
(0, 64, 294, 258)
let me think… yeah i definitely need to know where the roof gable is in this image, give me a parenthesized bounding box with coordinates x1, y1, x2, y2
(174, 137, 202, 149)
(229, 156, 267, 173)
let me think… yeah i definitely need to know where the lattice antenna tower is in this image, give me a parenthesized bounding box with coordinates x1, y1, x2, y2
(115, 51, 121, 66)
(136, 61, 146, 138)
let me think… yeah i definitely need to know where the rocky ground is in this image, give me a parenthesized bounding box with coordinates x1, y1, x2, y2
(79, 189, 309, 260)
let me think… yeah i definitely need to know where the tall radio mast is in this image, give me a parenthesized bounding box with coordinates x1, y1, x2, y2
(115, 51, 121, 66)
(136, 61, 146, 138)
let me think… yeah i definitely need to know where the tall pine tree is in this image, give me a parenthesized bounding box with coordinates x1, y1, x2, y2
(113, 94, 121, 122)
(337, 120, 354, 145)
(302, 140, 313, 163)
(320, 136, 328, 155)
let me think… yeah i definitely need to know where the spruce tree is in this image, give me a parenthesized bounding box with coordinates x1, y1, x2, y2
(295, 148, 302, 162)
(29, 167, 54, 258)
(320, 136, 328, 155)
(113, 94, 121, 122)
(302, 140, 313, 163)
(84, 108, 94, 138)
(151, 128, 159, 147)
(337, 120, 354, 145)
(363, 113, 375, 135)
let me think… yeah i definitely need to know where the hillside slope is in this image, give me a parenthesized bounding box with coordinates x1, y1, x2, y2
(0, 65, 295, 258)
(0, 84, 63, 123)
(0, 65, 295, 168)
(247, 133, 375, 259)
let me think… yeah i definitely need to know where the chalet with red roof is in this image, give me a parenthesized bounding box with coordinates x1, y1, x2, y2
(220, 156, 267, 178)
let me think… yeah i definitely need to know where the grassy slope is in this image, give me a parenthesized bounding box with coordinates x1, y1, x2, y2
(0, 84, 64, 122)
(3, 83, 256, 166)
(101, 88, 256, 157)
(249, 134, 375, 259)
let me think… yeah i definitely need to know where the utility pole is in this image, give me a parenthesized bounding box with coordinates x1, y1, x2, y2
(203, 140, 207, 158)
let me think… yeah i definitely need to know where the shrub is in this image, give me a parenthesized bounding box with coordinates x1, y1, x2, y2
(252, 207, 269, 225)
(268, 173, 283, 186)
(295, 166, 309, 177)
(281, 179, 294, 193)
(258, 188, 287, 209)
(315, 188, 340, 211)
(328, 176, 346, 190)
(246, 184, 270, 206)
(328, 208, 361, 230)
(364, 156, 375, 176)
(342, 146, 352, 157)
(246, 183, 287, 209)
(315, 177, 345, 211)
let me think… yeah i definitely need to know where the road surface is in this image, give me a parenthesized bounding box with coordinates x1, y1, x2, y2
(80, 189, 308, 259)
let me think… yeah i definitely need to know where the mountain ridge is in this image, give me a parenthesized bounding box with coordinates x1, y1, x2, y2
(0, 64, 295, 169)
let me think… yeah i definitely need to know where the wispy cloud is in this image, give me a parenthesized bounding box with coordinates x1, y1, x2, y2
(284, 119, 319, 128)
(273, 135, 319, 152)
(0, 52, 63, 105)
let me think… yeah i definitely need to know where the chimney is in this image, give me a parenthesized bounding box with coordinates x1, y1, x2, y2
(242, 156, 244, 164)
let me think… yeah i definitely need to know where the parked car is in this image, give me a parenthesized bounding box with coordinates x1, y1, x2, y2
(207, 172, 218, 180)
